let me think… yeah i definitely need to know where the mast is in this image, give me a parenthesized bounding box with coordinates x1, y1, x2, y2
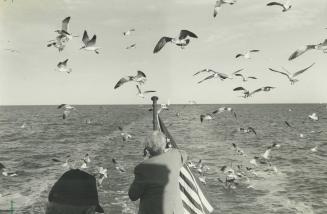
(151, 96, 159, 131)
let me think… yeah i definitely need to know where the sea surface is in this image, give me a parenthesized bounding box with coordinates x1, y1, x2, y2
(0, 104, 326, 214)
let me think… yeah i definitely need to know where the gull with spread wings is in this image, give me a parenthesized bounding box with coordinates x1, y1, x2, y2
(235, 50, 260, 59)
(153, 30, 198, 53)
(289, 39, 327, 60)
(114, 71, 147, 89)
(195, 68, 242, 84)
(268, 63, 315, 84)
(266, 0, 292, 12)
(233, 86, 275, 98)
(80, 30, 100, 54)
(213, 0, 236, 18)
(56, 59, 72, 74)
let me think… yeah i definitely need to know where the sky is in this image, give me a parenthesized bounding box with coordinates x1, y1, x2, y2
(0, 0, 327, 105)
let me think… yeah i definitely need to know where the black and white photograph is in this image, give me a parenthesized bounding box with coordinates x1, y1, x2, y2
(0, 0, 327, 213)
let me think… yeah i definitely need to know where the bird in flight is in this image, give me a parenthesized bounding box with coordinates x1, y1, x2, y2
(239, 127, 257, 135)
(47, 34, 69, 52)
(126, 43, 136, 50)
(234, 73, 257, 82)
(123, 29, 135, 36)
(233, 86, 275, 98)
(266, 0, 292, 12)
(235, 50, 260, 59)
(55, 17, 72, 38)
(268, 63, 315, 84)
(136, 85, 156, 99)
(200, 114, 214, 123)
(114, 70, 147, 89)
(153, 30, 198, 53)
(56, 59, 72, 74)
(288, 39, 327, 60)
(57, 104, 76, 119)
(80, 30, 99, 54)
(213, 0, 236, 18)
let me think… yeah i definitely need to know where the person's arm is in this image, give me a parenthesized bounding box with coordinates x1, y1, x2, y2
(128, 165, 145, 201)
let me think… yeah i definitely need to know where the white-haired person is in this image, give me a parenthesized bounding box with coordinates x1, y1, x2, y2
(129, 130, 187, 214)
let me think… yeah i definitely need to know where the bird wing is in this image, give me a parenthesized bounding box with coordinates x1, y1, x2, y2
(288, 45, 315, 61)
(136, 70, 146, 78)
(249, 88, 263, 96)
(250, 49, 260, 52)
(248, 127, 257, 135)
(82, 30, 89, 45)
(136, 85, 142, 94)
(234, 73, 245, 81)
(63, 59, 69, 65)
(267, 2, 284, 7)
(268, 68, 291, 80)
(87, 35, 97, 46)
(233, 87, 247, 91)
(143, 90, 156, 94)
(193, 69, 215, 76)
(114, 76, 132, 89)
(153, 37, 172, 53)
(179, 30, 198, 40)
(198, 74, 215, 84)
(248, 76, 257, 79)
(232, 68, 244, 74)
(292, 63, 315, 78)
(57, 104, 66, 109)
(61, 16, 70, 32)
(235, 53, 243, 58)
(217, 72, 229, 80)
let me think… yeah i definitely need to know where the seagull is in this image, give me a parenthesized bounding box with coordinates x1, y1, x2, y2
(136, 85, 156, 98)
(213, 0, 236, 17)
(197, 71, 233, 84)
(235, 50, 260, 59)
(193, 68, 216, 76)
(284, 121, 292, 128)
(80, 159, 88, 169)
(57, 104, 76, 119)
(239, 127, 257, 135)
(268, 63, 315, 84)
(56, 59, 72, 74)
(267, 0, 292, 12)
(54, 17, 73, 39)
(114, 70, 147, 89)
(234, 73, 257, 82)
(262, 143, 279, 160)
(112, 158, 126, 173)
(153, 30, 198, 53)
(47, 34, 69, 52)
(80, 30, 99, 54)
(95, 167, 108, 185)
(188, 100, 197, 105)
(233, 86, 275, 98)
(232, 143, 245, 156)
(118, 126, 132, 141)
(2, 168, 18, 177)
(310, 146, 318, 152)
(289, 39, 327, 60)
(123, 29, 135, 36)
(212, 107, 237, 119)
(200, 114, 214, 123)
(83, 153, 91, 163)
(308, 113, 318, 121)
(126, 43, 136, 50)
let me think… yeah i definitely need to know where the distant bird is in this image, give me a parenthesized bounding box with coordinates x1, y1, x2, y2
(212, 107, 237, 119)
(56, 59, 72, 74)
(193, 68, 216, 76)
(289, 39, 327, 60)
(80, 159, 88, 169)
(308, 113, 318, 121)
(235, 50, 260, 59)
(239, 127, 257, 135)
(118, 126, 132, 141)
(20, 123, 26, 129)
(234, 73, 257, 82)
(232, 143, 245, 156)
(136, 85, 156, 98)
(233, 86, 275, 98)
(197, 71, 232, 84)
(188, 100, 197, 104)
(266, 0, 292, 12)
(262, 143, 279, 160)
(284, 121, 292, 128)
(57, 104, 76, 119)
(80, 30, 99, 54)
(126, 43, 136, 50)
(200, 114, 214, 123)
(310, 146, 318, 152)
(123, 29, 135, 36)
(3, 48, 19, 53)
(114, 70, 147, 89)
(153, 30, 198, 53)
(2, 169, 17, 177)
(95, 167, 108, 185)
(268, 63, 315, 84)
(213, 0, 236, 18)
(47, 34, 69, 52)
(112, 158, 126, 173)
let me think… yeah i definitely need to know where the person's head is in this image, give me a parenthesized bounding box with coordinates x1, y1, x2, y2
(46, 169, 104, 214)
(144, 131, 167, 157)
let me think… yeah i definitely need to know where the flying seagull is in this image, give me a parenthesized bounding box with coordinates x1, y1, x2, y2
(239, 127, 257, 135)
(308, 113, 318, 121)
(47, 34, 69, 52)
(114, 70, 147, 89)
(126, 44, 136, 50)
(235, 50, 260, 59)
(123, 29, 135, 36)
(267, 0, 292, 12)
(57, 104, 76, 119)
(233, 86, 275, 98)
(55, 17, 72, 37)
(213, 0, 236, 17)
(268, 63, 315, 84)
(200, 114, 214, 123)
(212, 107, 237, 119)
(153, 30, 198, 53)
(193, 68, 216, 76)
(234, 73, 257, 82)
(197, 71, 233, 84)
(112, 158, 126, 173)
(289, 39, 327, 60)
(56, 59, 72, 74)
(80, 30, 99, 54)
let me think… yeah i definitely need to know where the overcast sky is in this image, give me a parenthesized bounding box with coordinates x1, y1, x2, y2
(0, 0, 327, 105)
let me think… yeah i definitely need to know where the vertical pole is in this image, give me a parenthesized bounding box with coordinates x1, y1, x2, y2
(151, 96, 159, 131)
(10, 200, 14, 214)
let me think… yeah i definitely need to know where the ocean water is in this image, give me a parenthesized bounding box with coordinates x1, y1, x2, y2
(0, 104, 326, 214)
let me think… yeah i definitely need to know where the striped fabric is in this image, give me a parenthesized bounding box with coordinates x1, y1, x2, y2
(158, 116, 214, 214)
